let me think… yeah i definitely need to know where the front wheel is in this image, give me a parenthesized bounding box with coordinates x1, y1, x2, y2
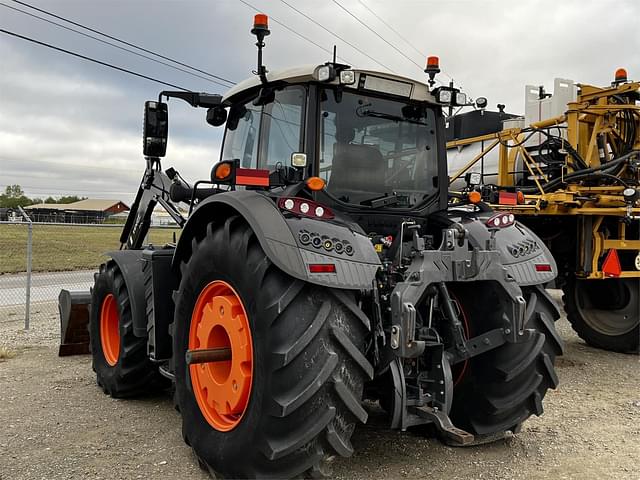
(89, 261, 167, 397)
(173, 217, 373, 478)
(563, 277, 639, 353)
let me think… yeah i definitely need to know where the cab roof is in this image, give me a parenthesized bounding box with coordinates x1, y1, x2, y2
(222, 65, 437, 105)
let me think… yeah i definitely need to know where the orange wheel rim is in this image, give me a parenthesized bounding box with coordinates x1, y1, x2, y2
(189, 280, 253, 432)
(100, 293, 120, 366)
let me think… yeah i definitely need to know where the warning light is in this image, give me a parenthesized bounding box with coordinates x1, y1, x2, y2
(251, 13, 270, 37)
(253, 13, 269, 29)
(424, 55, 440, 87)
(615, 68, 628, 83)
(426, 56, 440, 71)
(468, 191, 482, 204)
(305, 176, 326, 191)
(212, 161, 233, 181)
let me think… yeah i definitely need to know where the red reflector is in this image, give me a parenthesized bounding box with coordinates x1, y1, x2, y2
(602, 249, 622, 278)
(535, 264, 553, 272)
(308, 264, 336, 273)
(499, 191, 518, 205)
(236, 168, 270, 186)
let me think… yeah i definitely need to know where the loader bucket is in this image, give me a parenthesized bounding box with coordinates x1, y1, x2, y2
(58, 289, 91, 356)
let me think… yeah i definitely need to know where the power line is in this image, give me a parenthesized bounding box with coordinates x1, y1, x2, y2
(357, 0, 425, 61)
(331, 0, 424, 72)
(0, 28, 192, 90)
(276, 0, 392, 71)
(237, 0, 352, 65)
(0, 2, 232, 89)
(356, 0, 456, 87)
(10, 0, 236, 86)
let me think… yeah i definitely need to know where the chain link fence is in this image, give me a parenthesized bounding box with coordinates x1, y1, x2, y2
(0, 220, 178, 331)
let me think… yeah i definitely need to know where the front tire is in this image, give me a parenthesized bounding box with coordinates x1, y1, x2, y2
(563, 277, 639, 353)
(173, 217, 373, 479)
(89, 261, 167, 397)
(450, 284, 563, 438)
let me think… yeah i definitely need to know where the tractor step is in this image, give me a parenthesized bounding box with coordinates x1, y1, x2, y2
(58, 289, 91, 356)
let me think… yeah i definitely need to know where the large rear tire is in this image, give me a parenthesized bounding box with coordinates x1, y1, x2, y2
(563, 277, 639, 353)
(173, 217, 373, 479)
(450, 284, 563, 437)
(89, 261, 167, 397)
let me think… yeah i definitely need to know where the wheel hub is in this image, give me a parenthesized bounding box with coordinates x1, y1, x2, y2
(100, 293, 120, 366)
(189, 280, 253, 432)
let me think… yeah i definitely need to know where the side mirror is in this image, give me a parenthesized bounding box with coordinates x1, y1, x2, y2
(475, 97, 488, 109)
(143, 101, 168, 157)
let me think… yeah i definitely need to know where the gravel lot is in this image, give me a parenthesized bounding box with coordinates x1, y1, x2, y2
(1, 291, 638, 480)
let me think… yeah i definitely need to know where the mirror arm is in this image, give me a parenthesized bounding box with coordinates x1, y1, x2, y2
(158, 90, 223, 108)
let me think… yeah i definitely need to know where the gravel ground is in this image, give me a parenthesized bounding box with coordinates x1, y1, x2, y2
(1, 291, 638, 480)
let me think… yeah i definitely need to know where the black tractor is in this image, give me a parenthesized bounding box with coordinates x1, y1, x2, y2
(83, 15, 563, 478)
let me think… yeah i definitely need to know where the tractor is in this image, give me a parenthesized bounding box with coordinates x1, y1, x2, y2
(80, 15, 563, 478)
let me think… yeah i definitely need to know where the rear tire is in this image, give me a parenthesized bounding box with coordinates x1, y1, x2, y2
(173, 217, 373, 479)
(89, 261, 167, 397)
(563, 277, 639, 353)
(450, 284, 563, 438)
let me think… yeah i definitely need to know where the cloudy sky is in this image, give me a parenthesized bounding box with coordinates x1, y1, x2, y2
(1, 0, 638, 203)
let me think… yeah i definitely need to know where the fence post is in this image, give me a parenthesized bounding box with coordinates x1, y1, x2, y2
(19, 206, 33, 330)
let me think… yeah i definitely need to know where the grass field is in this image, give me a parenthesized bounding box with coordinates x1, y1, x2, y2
(0, 224, 179, 274)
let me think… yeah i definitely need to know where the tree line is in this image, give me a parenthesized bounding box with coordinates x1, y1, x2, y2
(0, 185, 86, 209)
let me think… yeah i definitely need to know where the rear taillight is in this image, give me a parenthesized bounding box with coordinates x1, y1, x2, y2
(278, 197, 334, 220)
(486, 212, 515, 229)
(535, 264, 553, 272)
(308, 263, 336, 273)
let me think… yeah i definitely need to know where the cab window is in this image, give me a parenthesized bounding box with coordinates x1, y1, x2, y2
(222, 86, 306, 170)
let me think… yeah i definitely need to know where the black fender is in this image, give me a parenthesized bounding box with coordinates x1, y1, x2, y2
(172, 190, 380, 290)
(105, 250, 148, 338)
(462, 217, 557, 286)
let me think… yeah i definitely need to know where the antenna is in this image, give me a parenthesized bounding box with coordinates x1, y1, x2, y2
(332, 45, 337, 64)
(251, 14, 270, 83)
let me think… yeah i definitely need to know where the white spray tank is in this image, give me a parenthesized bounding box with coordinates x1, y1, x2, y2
(447, 78, 577, 190)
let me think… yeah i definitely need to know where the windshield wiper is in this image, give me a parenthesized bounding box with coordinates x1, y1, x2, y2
(356, 109, 428, 126)
(360, 193, 401, 208)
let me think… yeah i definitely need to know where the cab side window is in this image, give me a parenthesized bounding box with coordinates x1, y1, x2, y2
(261, 87, 305, 170)
(222, 102, 262, 168)
(221, 86, 306, 170)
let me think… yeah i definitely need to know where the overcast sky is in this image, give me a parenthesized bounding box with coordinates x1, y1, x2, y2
(1, 0, 638, 203)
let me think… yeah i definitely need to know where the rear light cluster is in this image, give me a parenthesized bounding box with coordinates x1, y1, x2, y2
(278, 197, 334, 220)
(486, 212, 516, 229)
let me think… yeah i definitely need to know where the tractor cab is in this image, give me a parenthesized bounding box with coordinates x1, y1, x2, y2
(218, 65, 446, 214)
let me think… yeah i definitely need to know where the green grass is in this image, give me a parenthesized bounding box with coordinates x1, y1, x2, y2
(0, 224, 179, 274)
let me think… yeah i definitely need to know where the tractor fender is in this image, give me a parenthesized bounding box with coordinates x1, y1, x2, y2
(106, 250, 148, 338)
(463, 218, 557, 286)
(172, 190, 380, 290)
